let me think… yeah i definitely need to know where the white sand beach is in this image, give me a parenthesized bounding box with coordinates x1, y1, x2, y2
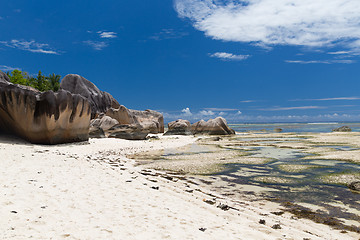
(0, 135, 358, 240)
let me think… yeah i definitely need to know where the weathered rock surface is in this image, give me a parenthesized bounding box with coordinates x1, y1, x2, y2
(60, 74, 119, 118)
(106, 106, 164, 134)
(349, 181, 360, 192)
(90, 115, 119, 131)
(89, 126, 105, 138)
(191, 117, 235, 135)
(106, 106, 138, 125)
(131, 109, 164, 133)
(164, 119, 192, 135)
(332, 126, 352, 132)
(107, 124, 148, 140)
(0, 79, 91, 144)
(0, 71, 10, 83)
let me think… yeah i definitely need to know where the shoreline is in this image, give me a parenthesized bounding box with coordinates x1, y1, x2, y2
(0, 134, 358, 239)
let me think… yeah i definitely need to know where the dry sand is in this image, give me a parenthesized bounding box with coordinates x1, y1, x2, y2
(0, 134, 358, 240)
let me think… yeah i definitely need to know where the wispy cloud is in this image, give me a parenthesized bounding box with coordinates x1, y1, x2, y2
(240, 100, 257, 103)
(260, 106, 326, 111)
(285, 59, 356, 64)
(0, 65, 21, 72)
(83, 40, 108, 50)
(174, 0, 360, 52)
(0, 39, 59, 54)
(292, 97, 360, 101)
(97, 31, 117, 38)
(209, 52, 250, 61)
(327, 51, 353, 55)
(149, 28, 188, 41)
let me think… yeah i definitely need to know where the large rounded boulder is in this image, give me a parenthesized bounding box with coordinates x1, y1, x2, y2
(0, 77, 91, 144)
(60, 74, 119, 118)
(106, 106, 164, 134)
(192, 117, 235, 135)
(90, 115, 119, 131)
(107, 124, 148, 140)
(164, 119, 192, 135)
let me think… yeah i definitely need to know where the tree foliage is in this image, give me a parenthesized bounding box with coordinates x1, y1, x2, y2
(6, 70, 61, 92)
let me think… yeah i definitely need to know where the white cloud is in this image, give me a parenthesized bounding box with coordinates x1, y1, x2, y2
(83, 40, 108, 50)
(0, 65, 21, 72)
(236, 111, 242, 115)
(0, 40, 59, 54)
(199, 110, 215, 116)
(209, 52, 250, 61)
(175, 0, 360, 51)
(98, 31, 117, 38)
(181, 107, 192, 116)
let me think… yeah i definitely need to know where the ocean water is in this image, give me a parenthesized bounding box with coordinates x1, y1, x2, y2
(229, 122, 360, 133)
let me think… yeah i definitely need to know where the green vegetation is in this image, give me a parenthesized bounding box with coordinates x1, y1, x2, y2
(6, 70, 61, 92)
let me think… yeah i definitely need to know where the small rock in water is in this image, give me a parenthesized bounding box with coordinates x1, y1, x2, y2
(272, 224, 281, 229)
(332, 126, 352, 132)
(274, 128, 283, 133)
(199, 228, 207, 232)
(259, 219, 266, 224)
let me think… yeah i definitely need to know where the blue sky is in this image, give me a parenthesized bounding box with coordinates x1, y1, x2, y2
(1, 0, 360, 123)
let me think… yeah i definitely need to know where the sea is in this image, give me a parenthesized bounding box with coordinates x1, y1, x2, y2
(229, 122, 360, 133)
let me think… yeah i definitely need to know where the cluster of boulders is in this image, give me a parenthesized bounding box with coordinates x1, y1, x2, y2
(60, 74, 164, 141)
(164, 117, 235, 136)
(0, 71, 165, 144)
(0, 70, 235, 144)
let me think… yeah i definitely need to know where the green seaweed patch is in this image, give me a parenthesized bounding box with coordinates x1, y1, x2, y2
(278, 164, 323, 172)
(253, 176, 295, 184)
(151, 162, 229, 175)
(319, 171, 360, 185)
